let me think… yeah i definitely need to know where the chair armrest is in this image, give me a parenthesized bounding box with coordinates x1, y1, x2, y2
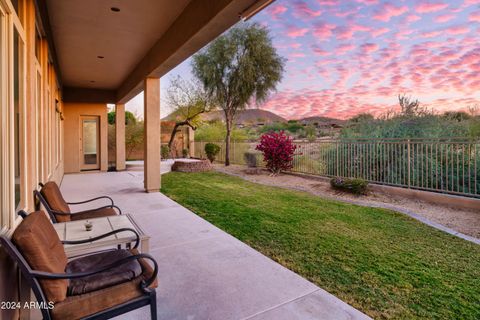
(52, 204, 122, 216)
(67, 196, 114, 207)
(61, 227, 139, 249)
(30, 253, 158, 291)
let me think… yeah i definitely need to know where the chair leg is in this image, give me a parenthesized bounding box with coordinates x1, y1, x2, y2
(150, 291, 157, 319)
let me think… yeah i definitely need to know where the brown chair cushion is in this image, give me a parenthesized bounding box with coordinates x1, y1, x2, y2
(52, 249, 158, 320)
(70, 207, 117, 221)
(12, 211, 68, 303)
(66, 249, 142, 295)
(41, 182, 71, 222)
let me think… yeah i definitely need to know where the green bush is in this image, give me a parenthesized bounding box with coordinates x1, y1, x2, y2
(161, 145, 170, 159)
(205, 143, 220, 163)
(330, 177, 368, 195)
(182, 148, 189, 158)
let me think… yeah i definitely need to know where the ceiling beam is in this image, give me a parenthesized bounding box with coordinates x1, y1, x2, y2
(63, 87, 116, 104)
(116, 0, 272, 104)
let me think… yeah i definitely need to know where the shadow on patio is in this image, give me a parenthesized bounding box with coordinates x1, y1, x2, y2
(59, 170, 370, 320)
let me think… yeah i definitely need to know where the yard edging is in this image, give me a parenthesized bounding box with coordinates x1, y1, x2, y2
(214, 166, 480, 245)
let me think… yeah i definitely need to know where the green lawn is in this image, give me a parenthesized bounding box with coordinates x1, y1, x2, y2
(161, 171, 480, 319)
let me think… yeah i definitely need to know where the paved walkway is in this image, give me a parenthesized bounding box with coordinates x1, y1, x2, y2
(60, 170, 370, 320)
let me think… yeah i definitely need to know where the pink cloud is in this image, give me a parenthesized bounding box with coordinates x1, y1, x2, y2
(373, 3, 408, 22)
(434, 14, 455, 23)
(311, 45, 331, 56)
(421, 30, 442, 38)
(463, 0, 479, 7)
(356, 0, 379, 5)
(336, 43, 356, 54)
(445, 25, 470, 35)
(289, 52, 306, 58)
(312, 22, 335, 39)
(371, 27, 390, 37)
(286, 26, 309, 38)
(405, 14, 421, 23)
(292, 1, 322, 19)
(267, 4, 287, 20)
(360, 43, 380, 53)
(317, 0, 339, 6)
(469, 11, 480, 22)
(416, 2, 449, 13)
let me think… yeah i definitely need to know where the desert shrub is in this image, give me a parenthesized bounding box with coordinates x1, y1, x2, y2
(256, 131, 296, 175)
(244, 152, 259, 167)
(161, 145, 170, 159)
(330, 177, 368, 195)
(125, 122, 144, 160)
(205, 143, 220, 162)
(182, 148, 189, 158)
(195, 120, 249, 141)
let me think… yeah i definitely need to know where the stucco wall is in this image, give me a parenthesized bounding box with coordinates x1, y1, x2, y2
(63, 103, 108, 173)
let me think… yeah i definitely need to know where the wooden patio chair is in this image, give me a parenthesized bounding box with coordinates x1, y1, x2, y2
(34, 181, 122, 223)
(0, 210, 158, 320)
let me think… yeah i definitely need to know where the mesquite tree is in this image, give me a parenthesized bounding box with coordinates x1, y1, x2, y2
(166, 76, 213, 149)
(192, 23, 284, 165)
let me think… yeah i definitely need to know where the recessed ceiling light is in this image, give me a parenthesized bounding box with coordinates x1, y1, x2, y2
(111, 7, 120, 12)
(97, 55, 104, 59)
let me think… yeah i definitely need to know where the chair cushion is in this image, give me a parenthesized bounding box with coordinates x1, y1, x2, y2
(71, 207, 117, 221)
(41, 182, 71, 222)
(66, 249, 142, 295)
(52, 249, 158, 320)
(12, 211, 68, 303)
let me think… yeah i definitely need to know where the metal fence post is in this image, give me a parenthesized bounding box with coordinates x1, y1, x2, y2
(407, 139, 411, 188)
(336, 141, 339, 176)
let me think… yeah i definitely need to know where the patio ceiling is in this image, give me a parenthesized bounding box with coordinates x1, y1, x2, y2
(43, 0, 273, 104)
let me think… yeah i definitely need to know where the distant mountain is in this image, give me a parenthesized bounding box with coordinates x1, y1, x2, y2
(298, 116, 346, 128)
(163, 108, 346, 129)
(163, 109, 287, 125)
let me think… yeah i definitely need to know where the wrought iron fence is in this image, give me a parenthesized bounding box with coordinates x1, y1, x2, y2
(193, 138, 480, 198)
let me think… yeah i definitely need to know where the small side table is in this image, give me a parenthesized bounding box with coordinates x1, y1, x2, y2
(53, 214, 150, 257)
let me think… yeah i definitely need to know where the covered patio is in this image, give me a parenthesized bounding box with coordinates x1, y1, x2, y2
(60, 170, 370, 319)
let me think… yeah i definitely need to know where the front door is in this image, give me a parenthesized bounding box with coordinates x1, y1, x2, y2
(80, 116, 100, 170)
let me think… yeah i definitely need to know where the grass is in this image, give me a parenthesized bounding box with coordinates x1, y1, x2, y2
(161, 171, 480, 319)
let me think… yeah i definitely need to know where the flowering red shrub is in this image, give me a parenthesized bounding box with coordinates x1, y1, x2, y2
(256, 131, 297, 175)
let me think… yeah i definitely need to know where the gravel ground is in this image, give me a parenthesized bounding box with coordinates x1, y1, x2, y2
(214, 164, 480, 239)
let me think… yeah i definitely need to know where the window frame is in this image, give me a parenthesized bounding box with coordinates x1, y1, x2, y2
(0, 0, 27, 232)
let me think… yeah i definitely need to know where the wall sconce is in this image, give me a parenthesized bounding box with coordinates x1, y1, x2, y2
(55, 99, 64, 120)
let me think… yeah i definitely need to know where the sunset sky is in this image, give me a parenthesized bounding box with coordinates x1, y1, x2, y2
(126, 0, 480, 120)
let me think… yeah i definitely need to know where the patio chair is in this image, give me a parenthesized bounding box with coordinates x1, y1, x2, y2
(34, 181, 122, 223)
(1, 210, 158, 320)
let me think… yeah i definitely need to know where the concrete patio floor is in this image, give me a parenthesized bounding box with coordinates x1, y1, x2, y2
(60, 170, 370, 320)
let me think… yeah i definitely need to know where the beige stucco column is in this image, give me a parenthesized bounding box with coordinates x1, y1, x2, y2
(144, 78, 161, 192)
(188, 126, 195, 157)
(115, 104, 126, 171)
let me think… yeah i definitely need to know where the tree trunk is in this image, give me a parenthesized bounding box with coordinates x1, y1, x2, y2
(225, 116, 231, 166)
(168, 122, 182, 150)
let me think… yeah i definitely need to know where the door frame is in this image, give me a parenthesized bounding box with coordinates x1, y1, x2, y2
(79, 115, 100, 171)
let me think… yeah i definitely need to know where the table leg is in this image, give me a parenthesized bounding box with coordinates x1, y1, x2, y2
(141, 238, 150, 253)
